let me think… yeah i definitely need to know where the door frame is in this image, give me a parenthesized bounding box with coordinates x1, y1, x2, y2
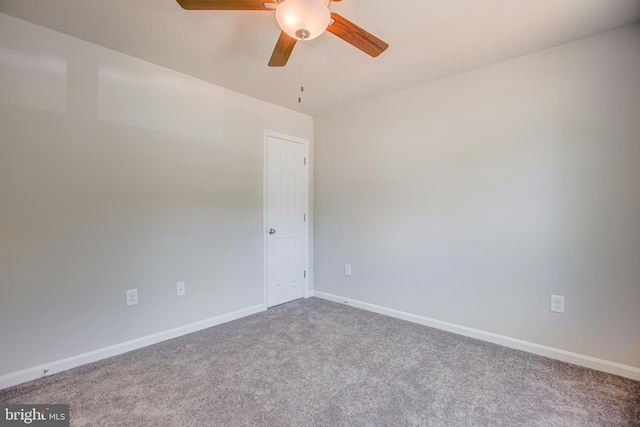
(263, 129, 310, 309)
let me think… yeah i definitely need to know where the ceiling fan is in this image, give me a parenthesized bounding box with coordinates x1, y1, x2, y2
(176, 0, 389, 67)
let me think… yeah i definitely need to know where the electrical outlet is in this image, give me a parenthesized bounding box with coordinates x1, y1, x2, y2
(551, 295, 565, 313)
(176, 282, 186, 296)
(126, 289, 138, 306)
(344, 264, 352, 276)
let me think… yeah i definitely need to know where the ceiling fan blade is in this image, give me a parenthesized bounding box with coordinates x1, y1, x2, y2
(177, 0, 273, 10)
(326, 13, 388, 57)
(268, 31, 297, 67)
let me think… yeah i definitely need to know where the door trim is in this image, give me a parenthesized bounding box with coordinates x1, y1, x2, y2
(263, 130, 310, 309)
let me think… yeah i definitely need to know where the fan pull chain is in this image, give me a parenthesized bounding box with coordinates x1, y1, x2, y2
(298, 36, 305, 103)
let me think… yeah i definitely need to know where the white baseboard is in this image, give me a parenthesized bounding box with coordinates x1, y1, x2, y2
(4, 295, 638, 389)
(312, 291, 640, 381)
(0, 304, 265, 390)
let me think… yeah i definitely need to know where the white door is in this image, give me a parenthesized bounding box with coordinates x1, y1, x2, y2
(264, 132, 309, 308)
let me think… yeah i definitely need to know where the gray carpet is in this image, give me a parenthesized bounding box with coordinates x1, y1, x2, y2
(1, 297, 639, 426)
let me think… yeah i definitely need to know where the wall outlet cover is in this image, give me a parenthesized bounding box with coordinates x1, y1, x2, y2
(551, 295, 565, 313)
(126, 289, 138, 306)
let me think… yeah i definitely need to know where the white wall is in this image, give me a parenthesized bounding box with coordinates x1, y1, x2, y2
(0, 13, 313, 378)
(314, 24, 640, 370)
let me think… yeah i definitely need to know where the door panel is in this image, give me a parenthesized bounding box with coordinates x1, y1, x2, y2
(265, 134, 308, 307)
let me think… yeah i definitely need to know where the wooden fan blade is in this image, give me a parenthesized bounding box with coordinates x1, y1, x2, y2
(268, 31, 297, 67)
(326, 13, 388, 57)
(177, 0, 272, 10)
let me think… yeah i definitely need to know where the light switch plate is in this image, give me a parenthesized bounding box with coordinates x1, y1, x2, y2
(176, 282, 185, 296)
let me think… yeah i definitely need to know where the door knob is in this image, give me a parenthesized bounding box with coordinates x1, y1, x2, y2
(268, 228, 276, 235)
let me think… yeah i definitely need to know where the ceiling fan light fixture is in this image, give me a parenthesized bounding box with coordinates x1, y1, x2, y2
(275, 0, 331, 40)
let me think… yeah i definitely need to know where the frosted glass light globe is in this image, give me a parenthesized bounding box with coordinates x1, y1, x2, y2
(275, 0, 331, 41)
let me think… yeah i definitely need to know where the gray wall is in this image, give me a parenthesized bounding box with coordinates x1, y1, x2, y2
(0, 13, 313, 376)
(314, 24, 640, 368)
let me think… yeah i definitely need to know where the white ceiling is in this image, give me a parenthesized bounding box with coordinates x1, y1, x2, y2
(1, 0, 639, 116)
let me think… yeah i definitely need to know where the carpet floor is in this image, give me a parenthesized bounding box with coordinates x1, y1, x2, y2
(1, 297, 639, 426)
